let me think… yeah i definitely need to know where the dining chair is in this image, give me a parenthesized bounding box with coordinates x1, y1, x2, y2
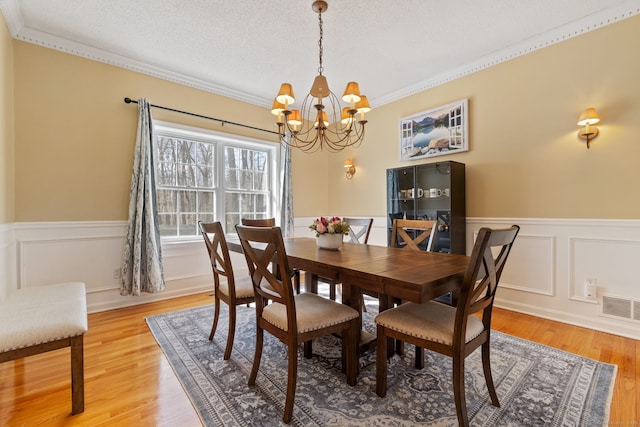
(241, 217, 301, 294)
(375, 225, 520, 427)
(240, 217, 275, 227)
(324, 217, 374, 301)
(236, 224, 359, 424)
(391, 217, 457, 305)
(198, 221, 255, 360)
(390, 218, 438, 252)
(388, 218, 440, 353)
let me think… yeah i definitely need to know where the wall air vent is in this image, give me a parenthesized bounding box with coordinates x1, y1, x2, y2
(634, 301, 640, 322)
(601, 295, 632, 320)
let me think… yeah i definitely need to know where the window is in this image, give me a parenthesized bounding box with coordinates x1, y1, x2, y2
(153, 121, 279, 238)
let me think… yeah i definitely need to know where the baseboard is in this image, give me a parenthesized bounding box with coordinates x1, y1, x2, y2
(494, 298, 640, 340)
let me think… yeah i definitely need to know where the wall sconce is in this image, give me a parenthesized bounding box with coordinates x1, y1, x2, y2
(577, 108, 600, 149)
(344, 159, 356, 179)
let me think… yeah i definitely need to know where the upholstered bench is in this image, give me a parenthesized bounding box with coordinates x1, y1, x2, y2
(0, 282, 88, 414)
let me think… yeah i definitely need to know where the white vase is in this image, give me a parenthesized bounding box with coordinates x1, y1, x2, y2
(316, 233, 343, 250)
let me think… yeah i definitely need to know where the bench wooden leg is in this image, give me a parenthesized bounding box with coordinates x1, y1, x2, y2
(70, 335, 85, 414)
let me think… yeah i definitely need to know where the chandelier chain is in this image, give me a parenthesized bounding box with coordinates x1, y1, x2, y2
(317, 9, 324, 75)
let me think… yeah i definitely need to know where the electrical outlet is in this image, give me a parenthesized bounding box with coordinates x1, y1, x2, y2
(584, 278, 597, 298)
(113, 268, 121, 279)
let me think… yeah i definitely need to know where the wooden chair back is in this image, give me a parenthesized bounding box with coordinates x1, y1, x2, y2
(199, 221, 255, 360)
(456, 225, 520, 333)
(241, 217, 276, 227)
(199, 221, 236, 296)
(344, 217, 374, 244)
(390, 219, 438, 251)
(241, 217, 300, 293)
(235, 225, 295, 315)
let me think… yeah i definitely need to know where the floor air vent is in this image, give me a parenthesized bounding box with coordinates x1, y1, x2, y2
(601, 295, 632, 320)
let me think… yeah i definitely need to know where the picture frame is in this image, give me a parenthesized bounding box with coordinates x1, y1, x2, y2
(399, 98, 468, 161)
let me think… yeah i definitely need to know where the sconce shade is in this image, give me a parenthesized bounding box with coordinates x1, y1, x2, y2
(342, 82, 361, 104)
(577, 107, 600, 148)
(577, 108, 600, 126)
(344, 159, 356, 179)
(276, 83, 295, 106)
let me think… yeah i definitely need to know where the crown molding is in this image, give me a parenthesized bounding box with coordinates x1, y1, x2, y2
(2, 0, 639, 108)
(0, 0, 270, 108)
(373, 1, 640, 106)
(13, 27, 270, 108)
(0, 0, 23, 36)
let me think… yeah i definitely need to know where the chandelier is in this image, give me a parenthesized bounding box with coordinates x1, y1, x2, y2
(271, 0, 371, 153)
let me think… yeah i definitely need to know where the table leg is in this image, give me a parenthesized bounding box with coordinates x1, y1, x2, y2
(378, 294, 396, 358)
(341, 282, 361, 375)
(305, 272, 318, 294)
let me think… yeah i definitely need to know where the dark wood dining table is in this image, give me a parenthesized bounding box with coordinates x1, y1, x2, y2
(274, 238, 468, 306)
(229, 236, 469, 378)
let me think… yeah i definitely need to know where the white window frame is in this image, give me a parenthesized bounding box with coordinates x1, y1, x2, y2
(153, 120, 280, 240)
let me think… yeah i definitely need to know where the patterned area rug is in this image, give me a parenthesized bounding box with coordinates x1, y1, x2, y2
(146, 298, 616, 426)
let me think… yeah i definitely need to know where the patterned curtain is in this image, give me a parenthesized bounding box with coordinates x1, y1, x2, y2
(279, 137, 294, 237)
(120, 99, 165, 295)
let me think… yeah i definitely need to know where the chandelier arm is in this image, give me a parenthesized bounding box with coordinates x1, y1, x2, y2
(280, 109, 324, 153)
(322, 125, 366, 151)
(281, 90, 367, 151)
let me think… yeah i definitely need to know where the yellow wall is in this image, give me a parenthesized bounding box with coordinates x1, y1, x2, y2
(9, 14, 640, 222)
(0, 16, 14, 224)
(12, 42, 285, 221)
(327, 14, 640, 219)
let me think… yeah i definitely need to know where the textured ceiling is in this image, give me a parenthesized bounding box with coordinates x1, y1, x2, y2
(1, 0, 638, 107)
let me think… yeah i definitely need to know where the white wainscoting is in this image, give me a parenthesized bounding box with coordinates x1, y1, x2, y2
(12, 221, 212, 313)
(3, 218, 640, 339)
(468, 218, 640, 340)
(0, 223, 16, 302)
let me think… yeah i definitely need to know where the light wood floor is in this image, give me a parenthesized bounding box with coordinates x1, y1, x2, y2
(1, 291, 638, 426)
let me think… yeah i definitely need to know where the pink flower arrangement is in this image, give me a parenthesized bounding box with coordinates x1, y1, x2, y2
(309, 216, 350, 237)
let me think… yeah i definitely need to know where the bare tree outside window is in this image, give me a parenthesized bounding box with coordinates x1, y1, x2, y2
(154, 128, 274, 238)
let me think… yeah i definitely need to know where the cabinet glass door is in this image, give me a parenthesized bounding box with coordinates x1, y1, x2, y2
(386, 166, 415, 228)
(416, 162, 453, 252)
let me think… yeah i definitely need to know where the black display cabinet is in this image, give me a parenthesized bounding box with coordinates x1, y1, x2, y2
(386, 160, 466, 254)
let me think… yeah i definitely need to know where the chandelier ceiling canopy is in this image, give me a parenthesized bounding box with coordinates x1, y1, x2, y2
(271, 0, 371, 153)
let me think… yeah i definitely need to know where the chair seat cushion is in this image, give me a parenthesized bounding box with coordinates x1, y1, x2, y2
(263, 292, 359, 333)
(374, 301, 484, 346)
(0, 282, 87, 352)
(219, 276, 254, 299)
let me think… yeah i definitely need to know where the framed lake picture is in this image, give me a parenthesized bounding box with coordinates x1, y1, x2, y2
(399, 98, 468, 161)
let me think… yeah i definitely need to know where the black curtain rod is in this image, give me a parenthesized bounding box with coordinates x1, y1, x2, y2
(123, 97, 279, 136)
